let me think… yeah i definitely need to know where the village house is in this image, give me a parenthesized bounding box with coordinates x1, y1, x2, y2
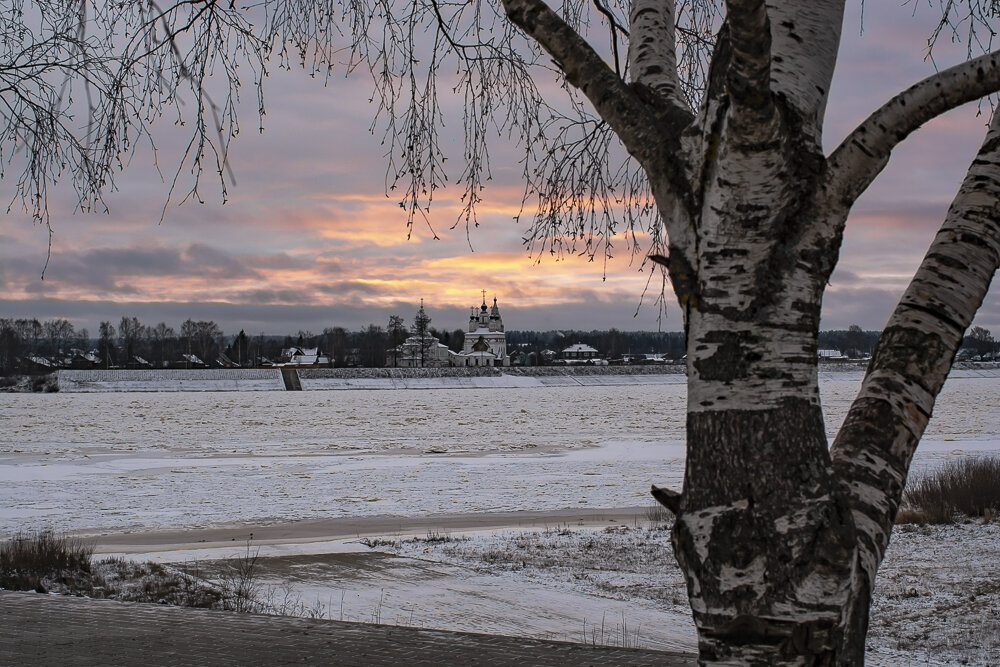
(560, 343, 600, 363)
(276, 347, 332, 367)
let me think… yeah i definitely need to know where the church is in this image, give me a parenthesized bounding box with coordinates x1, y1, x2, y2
(386, 294, 510, 367)
(457, 294, 509, 367)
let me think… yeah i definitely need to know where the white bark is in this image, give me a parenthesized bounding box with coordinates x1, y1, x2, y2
(764, 1, 845, 141)
(826, 49, 1000, 212)
(833, 110, 1000, 586)
(502, 2, 1000, 662)
(628, 0, 687, 108)
(725, 0, 771, 110)
(500, 0, 679, 164)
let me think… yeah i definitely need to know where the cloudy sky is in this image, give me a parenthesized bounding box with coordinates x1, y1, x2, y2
(2, 2, 999, 336)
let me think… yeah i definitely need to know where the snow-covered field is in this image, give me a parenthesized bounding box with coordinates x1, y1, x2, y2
(2, 371, 999, 662)
(3, 374, 997, 534)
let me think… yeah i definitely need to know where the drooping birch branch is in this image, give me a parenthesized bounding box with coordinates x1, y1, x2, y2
(501, 0, 664, 162)
(627, 0, 688, 109)
(831, 111, 1000, 587)
(826, 49, 1000, 211)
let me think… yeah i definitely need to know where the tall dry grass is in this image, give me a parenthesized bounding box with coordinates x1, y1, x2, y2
(899, 456, 1000, 524)
(0, 530, 93, 591)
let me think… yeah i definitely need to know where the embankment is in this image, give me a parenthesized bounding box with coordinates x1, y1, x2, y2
(54, 365, 686, 392)
(42, 362, 1000, 392)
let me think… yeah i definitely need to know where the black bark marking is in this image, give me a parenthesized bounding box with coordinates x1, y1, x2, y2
(692, 330, 761, 381)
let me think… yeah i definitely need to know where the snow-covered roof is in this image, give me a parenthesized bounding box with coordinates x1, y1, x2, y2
(563, 343, 598, 353)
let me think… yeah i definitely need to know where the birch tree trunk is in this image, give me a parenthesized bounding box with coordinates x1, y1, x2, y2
(499, 0, 1000, 662)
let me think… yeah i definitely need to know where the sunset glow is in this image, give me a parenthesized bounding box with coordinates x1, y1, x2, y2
(2, 3, 999, 335)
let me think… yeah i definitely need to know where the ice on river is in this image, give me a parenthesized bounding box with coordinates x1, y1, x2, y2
(2, 372, 999, 535)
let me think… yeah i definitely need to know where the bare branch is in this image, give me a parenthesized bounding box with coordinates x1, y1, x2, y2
(500, 0, 662, 161)
(591, 0, 626, 77)
(923, 0, 1000, 63)
(722, 0, 770, 111)
(826, 49, 1000, 210)
(831, 109, 1000, 594)
(627, 0, 688, 109)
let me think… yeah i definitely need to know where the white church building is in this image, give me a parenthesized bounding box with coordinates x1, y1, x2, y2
(386, 295, 510, 367)
(458, 295, 509, 367)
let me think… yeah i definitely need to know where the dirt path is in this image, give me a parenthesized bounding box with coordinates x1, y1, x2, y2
(88, 507, 649, 556)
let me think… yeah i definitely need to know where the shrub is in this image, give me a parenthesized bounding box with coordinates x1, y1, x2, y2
(900, 456, 1000, 524)
(218, 538, 262, 613)
(0, 530, 94, 591)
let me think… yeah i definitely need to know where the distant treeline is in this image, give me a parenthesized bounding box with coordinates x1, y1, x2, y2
(2, 314, 995, 374)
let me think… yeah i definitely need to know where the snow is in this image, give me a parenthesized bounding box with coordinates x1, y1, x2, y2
(868, 522, 1000, 665)
(3, 370, 999, 661)
(4, 374, 996, 536)
(52, 367, 694, 392)
(361, 521, 1000, 663)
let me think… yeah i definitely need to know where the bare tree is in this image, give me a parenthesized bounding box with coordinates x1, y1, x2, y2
(842, 323, 866, 359)
(97, 320, 115, 368)
(358, 324, 387, 367)
(43, 318, 75, 356)
(966, 325, 995, 357)
(150, 322, 177, 368)
(387, 315, 407, 367)
(8, 1, 1000, 662)
(118, 316, 144, 364)
(0, 319, 23, 372)
(180, 318, 222, 364)
(322, 326, 348, 367)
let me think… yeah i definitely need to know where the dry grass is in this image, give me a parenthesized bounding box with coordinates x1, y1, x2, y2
(899, 456, 1000, 524)
(644, 503, 673, 527)
(218, 538, 262, 612)
(1, 529, 225, 608)
(0, 529, 93, 591)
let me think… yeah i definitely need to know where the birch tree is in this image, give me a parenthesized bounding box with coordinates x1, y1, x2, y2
(6, 1, 1000, 663)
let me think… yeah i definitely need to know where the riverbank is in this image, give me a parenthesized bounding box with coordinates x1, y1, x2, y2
(74, 510, 1000, 664)
(24, 361, 992, 392)
(47, 365, 689, 392)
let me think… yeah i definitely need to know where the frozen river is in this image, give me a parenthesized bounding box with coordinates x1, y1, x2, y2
(2, 372, 999, 536)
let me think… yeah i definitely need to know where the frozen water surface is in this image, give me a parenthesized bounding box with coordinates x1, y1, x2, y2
(2, 372, 999, 534)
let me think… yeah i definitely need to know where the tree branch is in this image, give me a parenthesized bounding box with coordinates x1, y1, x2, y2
(500, 0, 666, 162)
(831, 110, 1000, 595)
(762, 1, 845, 139)
(627, 0, 687, 109)
(723, 0, 771, 112)
(592, 0, 626, 77)
(826, 49, 1000, 209)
